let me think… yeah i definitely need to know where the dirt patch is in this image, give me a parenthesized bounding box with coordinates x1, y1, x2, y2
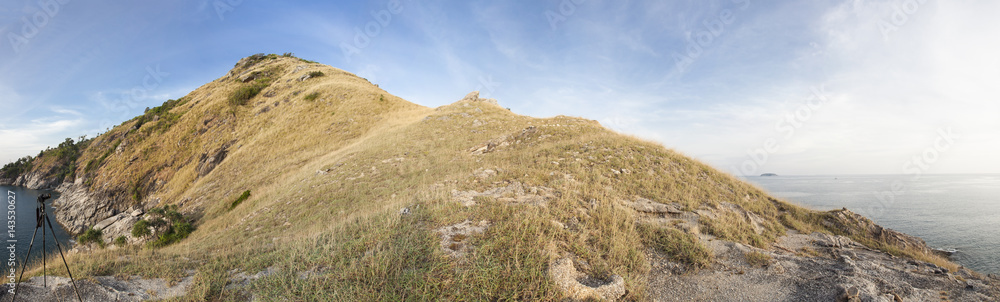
(549, 258, 626, 301)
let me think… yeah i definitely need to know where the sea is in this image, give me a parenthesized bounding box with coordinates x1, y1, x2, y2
(745, 174, 1000, 275)
(0, 185, 74, 276)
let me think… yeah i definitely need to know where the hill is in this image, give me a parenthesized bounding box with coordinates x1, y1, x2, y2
(1, 54, 997, 301)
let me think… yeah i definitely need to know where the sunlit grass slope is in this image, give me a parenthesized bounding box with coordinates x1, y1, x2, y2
(18, 54, 956, 301)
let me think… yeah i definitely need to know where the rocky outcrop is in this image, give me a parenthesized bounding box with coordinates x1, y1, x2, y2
(822, 208, 934, 255)
(52, 183, 131, 235)
(92, 209, 144, 243)
(647, 231, 1000, 301)
(11, 170, 63, 190)
(196, 142, 232, 177)
(460, 91, 499, 106)
(0, 274, 191, 301)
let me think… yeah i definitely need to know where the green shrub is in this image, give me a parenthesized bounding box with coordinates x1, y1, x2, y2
(78, 227, 104, 247)
(230, 190, 251, 210)
(307, 71, 324, 78)
(174, 221, 194, 239)
(132, 220, 151, 238)
(149, 221, 195, 247)
(130, 183, 143, 202)
(159, 204, 183, 222)
(303, 92, 320, 101)
(114, 236, 127, 246)
(229, 82, 269, 106)
(143, 205, 197, 247)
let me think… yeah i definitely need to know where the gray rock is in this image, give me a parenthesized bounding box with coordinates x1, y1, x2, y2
(53, 183, 122, 235)
(459, 91, 499, 106)
(0, 275, 191, 301)
(93, 215, 122, 231)
(196, 143, 231, 177)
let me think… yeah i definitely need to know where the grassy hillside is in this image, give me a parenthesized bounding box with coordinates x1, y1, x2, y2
(10, 54, 957, 301)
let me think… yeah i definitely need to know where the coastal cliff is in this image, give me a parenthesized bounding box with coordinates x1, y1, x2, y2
(1, 54, 997, 301)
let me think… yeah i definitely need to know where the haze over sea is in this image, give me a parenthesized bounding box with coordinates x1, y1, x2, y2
(747, 174, 1000, 275)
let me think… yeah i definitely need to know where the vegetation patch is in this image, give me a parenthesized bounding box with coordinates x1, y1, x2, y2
(136, 98, 189, 135)
(302, 92, 319, 101)
(114, 236, 127, 247)
(132, 219, 151, 238)
(229, 82, 270, 106)
(745, 251, 771, 267)
(230, 190, 251, 210)
(141, 205, 196, 247)
(303, 92, 320, 101)
(307, 71, 325, 78)
(241, 53, 278, 69)
(638, 223, 713, 269)
(0, 156, 33, 180)
(699, 210, 782, 249)
(78, 227, 105, 248)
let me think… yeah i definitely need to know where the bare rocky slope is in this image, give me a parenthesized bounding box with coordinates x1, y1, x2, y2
(1, 54, 997, 301)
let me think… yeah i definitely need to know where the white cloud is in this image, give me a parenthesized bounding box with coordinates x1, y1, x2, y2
(0, 117, 85, 164)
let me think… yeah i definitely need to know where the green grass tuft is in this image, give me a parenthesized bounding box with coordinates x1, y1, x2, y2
(303, 92, 320, 101)
(230, 190, 251, 210)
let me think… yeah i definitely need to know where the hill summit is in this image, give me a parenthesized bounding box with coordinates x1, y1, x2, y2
(2, 54, 997, 301)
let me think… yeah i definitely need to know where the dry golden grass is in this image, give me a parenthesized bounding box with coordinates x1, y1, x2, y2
(744, 251, 772, 268)
(18, 55, 964, 300)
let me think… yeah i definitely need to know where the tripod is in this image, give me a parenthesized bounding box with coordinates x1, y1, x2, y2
(10, 193, 82, 302)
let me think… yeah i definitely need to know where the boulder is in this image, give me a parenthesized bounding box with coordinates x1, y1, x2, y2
(459, 91, 499, 106)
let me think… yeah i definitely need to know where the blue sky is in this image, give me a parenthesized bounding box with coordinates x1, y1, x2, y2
(1, 0, 997, 175)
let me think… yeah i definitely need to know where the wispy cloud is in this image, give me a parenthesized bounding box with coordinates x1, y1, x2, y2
(0, 1, 996, 175)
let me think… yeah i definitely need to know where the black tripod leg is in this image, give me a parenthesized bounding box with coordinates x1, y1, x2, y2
(44, 215, 82, 302)
(41, 221, 45, 289)
(10, 223, 40, 302)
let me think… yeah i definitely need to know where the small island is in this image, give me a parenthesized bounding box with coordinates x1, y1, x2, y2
(760, 173, 779, 177)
